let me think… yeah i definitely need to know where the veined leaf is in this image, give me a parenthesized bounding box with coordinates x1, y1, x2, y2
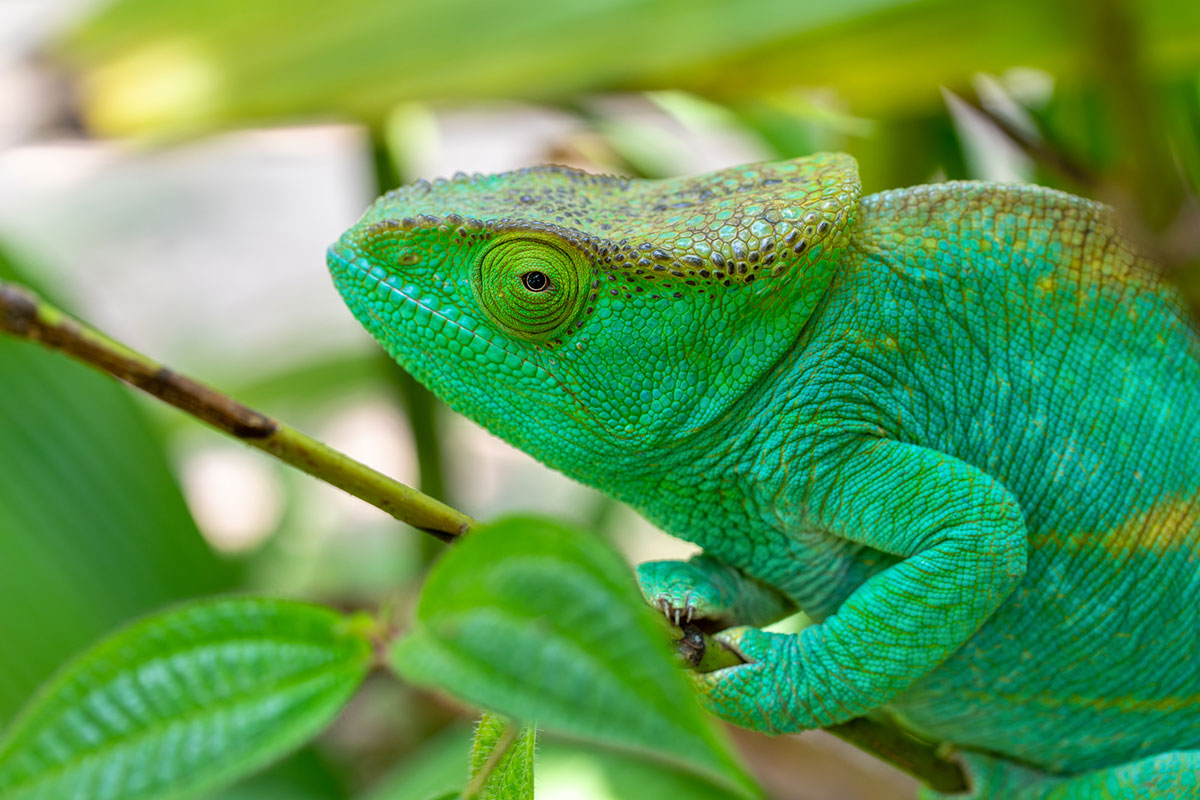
(0, 597, 373, 800)
(389, 516, 758, 798)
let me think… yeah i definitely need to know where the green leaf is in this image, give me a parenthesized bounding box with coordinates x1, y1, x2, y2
(388, 516, 758, 798)
(0, 597, 373, 800)
(464, 714, 534, 800)
(0, 247, 236, 725)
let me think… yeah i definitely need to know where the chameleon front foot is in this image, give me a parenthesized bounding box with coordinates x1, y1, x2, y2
(638, 557, 742, 630)
(690, 626, 814, 734)
(637, 554, 797, 631)
(654, 593, 699, 626)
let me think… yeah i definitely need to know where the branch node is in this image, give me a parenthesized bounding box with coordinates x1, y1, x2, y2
(0, 283, 37, 336)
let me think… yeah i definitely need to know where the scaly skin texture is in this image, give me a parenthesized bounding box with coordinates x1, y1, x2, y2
(328, 154, 1200, 799)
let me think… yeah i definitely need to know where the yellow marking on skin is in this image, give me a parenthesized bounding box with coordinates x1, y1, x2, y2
(1110, 494, 1200, 553)
(1036, 494, 1200, 556)
(1035, 275, 1055, 294)
(963, 687, 1200, 715)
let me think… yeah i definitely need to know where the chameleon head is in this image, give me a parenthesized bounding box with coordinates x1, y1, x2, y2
(327, 154, 860, 484)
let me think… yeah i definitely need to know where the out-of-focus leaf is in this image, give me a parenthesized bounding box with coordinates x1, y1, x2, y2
(204, 747, 348, 800)
(850, 113, 969, 190)
(60, 0, 1200, 137)
(0, 247, 235, 724)
(1162, 77, 1200, 195)
(357, 725, 472, 800)
(465, 714, 534, 800)
(0, 598, 373, 800)
(388, 516, 758, 798)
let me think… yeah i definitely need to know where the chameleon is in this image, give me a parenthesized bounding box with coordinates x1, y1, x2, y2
(326, 153, 1200, 798)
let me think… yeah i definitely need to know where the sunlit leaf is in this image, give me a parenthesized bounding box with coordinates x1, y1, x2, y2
(0, 598, 373, 800)
(388, 515, 758, 798)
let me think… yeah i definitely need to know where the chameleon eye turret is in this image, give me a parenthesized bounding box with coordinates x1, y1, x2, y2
(473, 234, 589, 340)
(327, 154, 862, 457)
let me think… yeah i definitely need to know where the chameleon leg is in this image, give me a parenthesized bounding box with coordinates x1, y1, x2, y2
(1038, 751, 1200, 799)
(923, 749, 1200, 799)
(693, 438, 1028, 733)
(637, 555, 796, 629)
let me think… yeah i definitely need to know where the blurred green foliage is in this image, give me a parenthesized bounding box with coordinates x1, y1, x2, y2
(57, 0, 1200, 134)
(0, 246, 235, 724)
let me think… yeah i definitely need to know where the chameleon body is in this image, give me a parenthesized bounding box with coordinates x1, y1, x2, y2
(328, 154, 1200, 798)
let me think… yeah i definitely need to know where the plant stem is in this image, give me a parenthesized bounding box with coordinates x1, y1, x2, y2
(0, 279, 475, 542)
(679, 623, 968, 793)
(462, 722, 521, 799)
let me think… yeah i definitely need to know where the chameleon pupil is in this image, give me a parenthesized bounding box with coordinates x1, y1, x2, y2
(522, 271, 549, 292)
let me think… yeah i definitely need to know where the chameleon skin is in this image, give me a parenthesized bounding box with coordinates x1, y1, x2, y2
(328, 155, 1200, 798)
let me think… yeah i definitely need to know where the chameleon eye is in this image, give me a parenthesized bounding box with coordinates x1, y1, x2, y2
(474, 235, 587, 340)
(521, 271, 550, 292)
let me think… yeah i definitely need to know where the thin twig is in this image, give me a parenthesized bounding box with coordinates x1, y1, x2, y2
(0, 279, 476, 542)
(679, 624, 968, 793)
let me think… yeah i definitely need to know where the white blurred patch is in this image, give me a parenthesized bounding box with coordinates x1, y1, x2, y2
(0, 125, 371, 380)
(182, 445, 284, 553)
(315, 396, 419, 522)
(944, 80, 1034, 184)
(535, 753, 613, 800)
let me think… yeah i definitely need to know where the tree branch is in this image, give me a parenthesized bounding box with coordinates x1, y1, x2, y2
(0, 279, 475, 542)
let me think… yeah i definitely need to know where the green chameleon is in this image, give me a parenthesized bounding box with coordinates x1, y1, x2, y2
(327, 153, 1200, 799)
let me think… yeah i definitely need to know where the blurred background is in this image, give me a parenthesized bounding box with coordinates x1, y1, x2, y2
(1, 1, 1198, 798)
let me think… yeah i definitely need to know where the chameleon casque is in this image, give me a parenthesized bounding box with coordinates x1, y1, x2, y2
(327, 153, 1200, 798)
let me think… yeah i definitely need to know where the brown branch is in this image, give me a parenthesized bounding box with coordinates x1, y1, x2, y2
(0, 280, 476, 542)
